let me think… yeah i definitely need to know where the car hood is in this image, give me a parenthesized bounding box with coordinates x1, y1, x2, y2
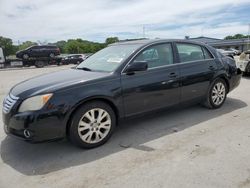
(10, 68, 110, 98)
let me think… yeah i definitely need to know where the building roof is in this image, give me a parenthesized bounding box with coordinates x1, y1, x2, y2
(208, 38, 250, 46)
(189, 36, 222, 43)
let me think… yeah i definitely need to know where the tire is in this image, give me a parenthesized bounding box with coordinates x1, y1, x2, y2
(245, 62, 250, 75)
(35, 61, 45, 68)
(49, 53, 55, 58)
(242, 72, 248, 76)
(69, 101, 116, 149)
(23, 54, 29, 59)
(203, 78, 227, 109)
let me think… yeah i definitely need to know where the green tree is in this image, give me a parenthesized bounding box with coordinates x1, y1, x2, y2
(234, 34, 245, 39)
(54, 40, 67, 53)
(224, 35, 234, 40)
(105, 37, 119, 45)
(224, 34, 249, 40)
(0, 36, 15, 56)
(64, 40, 80, 54)
(63, 39, 106, 54)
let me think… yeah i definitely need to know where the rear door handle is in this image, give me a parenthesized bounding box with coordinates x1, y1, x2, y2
(169, 72, 177, 78)
(209, 66, 215, 70)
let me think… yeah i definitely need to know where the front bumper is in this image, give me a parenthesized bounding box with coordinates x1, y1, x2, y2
(3, 109, 66, 142)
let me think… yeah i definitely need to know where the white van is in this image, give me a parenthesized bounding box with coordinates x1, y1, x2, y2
(0, 47, 5, 68)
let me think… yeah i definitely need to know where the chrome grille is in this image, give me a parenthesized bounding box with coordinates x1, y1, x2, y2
(3, 93, 19, 114)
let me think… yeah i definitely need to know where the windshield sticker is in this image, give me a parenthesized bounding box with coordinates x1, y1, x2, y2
(107, 57, 123, 63)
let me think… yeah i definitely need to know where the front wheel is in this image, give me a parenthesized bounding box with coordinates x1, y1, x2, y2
(49, 53, 55, 58)
(203, 78, 227, 109)
(69, 101, 116, 148)
(23, 54, 29, 59)
(35, 61, 45, 68)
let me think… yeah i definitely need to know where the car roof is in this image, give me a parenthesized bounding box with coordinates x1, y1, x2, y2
(67, 54, 84, 56)
(110, 39, 208, 47)
(32, 45, 57, 47)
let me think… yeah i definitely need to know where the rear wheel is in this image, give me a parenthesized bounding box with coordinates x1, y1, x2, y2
(69, 101, 116, 148)
(203, 78, 227, 109)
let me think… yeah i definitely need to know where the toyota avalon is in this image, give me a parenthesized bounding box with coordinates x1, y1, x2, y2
(2, 39, 242, 148)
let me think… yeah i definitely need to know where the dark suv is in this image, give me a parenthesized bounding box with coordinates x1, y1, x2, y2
(16, 45, 60, 59)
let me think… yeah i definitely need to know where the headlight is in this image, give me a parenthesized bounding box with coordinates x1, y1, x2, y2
(18, 93, 53, 112)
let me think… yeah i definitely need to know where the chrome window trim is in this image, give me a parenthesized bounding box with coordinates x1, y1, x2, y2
(121, 41, 216, 75)
(176, 58, 215, 65)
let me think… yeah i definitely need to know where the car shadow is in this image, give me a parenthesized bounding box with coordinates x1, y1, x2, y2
(0, 97, 247, 176)
(242, 74, 250, 79)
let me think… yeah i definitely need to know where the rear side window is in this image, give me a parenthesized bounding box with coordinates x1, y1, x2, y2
(176, 43, 204, 62)
(202, 47, 213, 59)
(176, 43, 213, 63)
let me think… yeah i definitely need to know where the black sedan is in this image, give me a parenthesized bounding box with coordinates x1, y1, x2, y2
(3, 39, 242, 148)
(61, 54, 86, 65)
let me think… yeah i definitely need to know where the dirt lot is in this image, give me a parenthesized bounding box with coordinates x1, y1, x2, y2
(0, 65, 250, 188)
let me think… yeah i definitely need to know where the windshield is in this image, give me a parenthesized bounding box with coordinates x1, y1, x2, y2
(76, 44, 140, 72)
(25, 46, 35, 50)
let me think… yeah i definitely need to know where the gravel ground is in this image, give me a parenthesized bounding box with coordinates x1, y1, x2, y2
(0, 65, 250, 188)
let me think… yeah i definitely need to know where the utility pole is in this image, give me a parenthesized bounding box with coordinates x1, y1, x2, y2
(248, 23, 250, 50)
(143, 25, 146, 38)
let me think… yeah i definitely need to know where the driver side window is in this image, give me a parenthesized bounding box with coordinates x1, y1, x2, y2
(133, 43, 173, 69)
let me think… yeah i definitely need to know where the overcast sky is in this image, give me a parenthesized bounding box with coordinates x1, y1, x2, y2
(0, 0, 250, 44)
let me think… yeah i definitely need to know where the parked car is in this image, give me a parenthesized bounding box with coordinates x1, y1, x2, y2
(16, 45, 60, 59)
(235, 50, 250, 75)
(228, 48, 241, 55)
(62, 54, 86, 65)
(3, 39, 242, 148)
(217, 49, 235, 59)
(0, 47, 5, 68)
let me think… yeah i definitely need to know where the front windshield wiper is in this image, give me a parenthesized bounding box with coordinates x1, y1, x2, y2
(76, 67, 92, 71)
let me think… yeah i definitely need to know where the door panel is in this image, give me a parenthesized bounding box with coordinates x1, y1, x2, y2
(121, 65, 180, 116)
(31, 47, 40, 57)
(175, 43, 217, 103)
(121, 43, 181, 116)
(179, 59, 216, 102)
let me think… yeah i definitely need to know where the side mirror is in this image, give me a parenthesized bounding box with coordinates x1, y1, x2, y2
(125, 61, 148, 75)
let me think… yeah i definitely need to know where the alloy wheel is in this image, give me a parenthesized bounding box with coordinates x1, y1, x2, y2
(211, 82, 226, 106)
(77, 108, 111, 144)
